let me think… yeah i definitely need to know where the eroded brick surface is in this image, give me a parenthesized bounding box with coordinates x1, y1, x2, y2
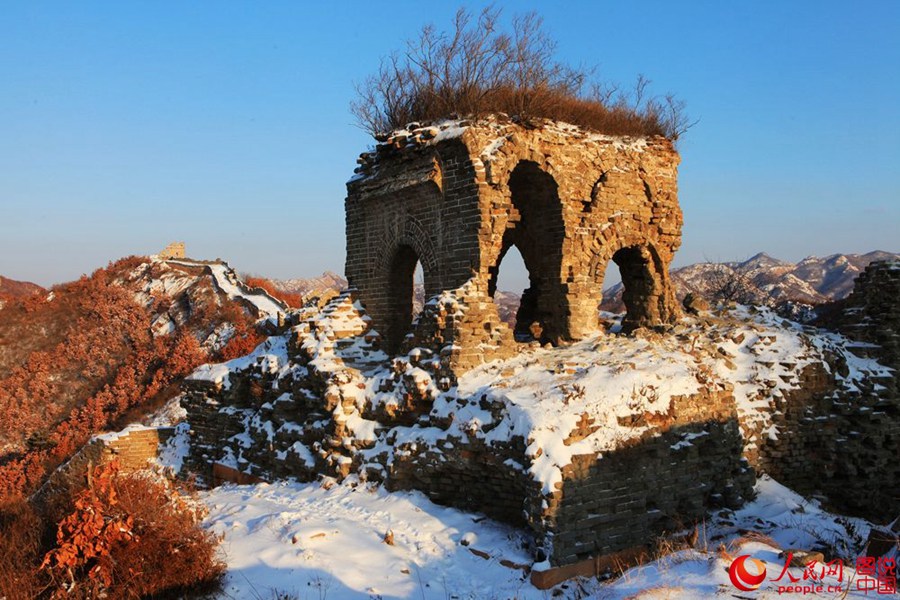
(346, 119, 682, 372)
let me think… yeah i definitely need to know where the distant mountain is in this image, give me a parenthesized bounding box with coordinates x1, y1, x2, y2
(272, 271, 347, 299)
(0, 275, 44, 299)
(602, 251, 900, 311)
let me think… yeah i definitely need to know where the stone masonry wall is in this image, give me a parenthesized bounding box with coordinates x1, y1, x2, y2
(181, 310, 755, 571)
(33, 427, 173, 512)
(384, 386, 753, 567)
(837, 260, 900, 375)
(725, 262, 900, 521)
(346, 118, 683, 374)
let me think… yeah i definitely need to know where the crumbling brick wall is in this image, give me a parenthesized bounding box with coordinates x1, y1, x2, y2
(346, 119, 683, 373)
(32, 427, 173, 512)
(757, 260, 900, 519)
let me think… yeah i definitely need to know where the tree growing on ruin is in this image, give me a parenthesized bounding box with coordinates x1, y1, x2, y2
(352, 7, 693, 140)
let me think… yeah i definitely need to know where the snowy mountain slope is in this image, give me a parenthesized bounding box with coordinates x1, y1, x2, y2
(0, 254, 283, 494)
(603, 251, 900, 311)
(271, 271, 348, 298)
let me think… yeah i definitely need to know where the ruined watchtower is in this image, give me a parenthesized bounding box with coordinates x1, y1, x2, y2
(346, 118, 683, 373)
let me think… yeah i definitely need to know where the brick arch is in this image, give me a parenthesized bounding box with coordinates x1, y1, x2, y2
(486, 142, 583, 197)
(371, 213, 440, 353)
(589, 232, 677, 331)
(373, 213, 439, 278)
(484, 159, 568, 343)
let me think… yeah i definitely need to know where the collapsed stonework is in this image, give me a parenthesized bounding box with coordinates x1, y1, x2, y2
(180, 296, 894, 585)
(835, 260, 900, 374)
(346, 118, 682, 374)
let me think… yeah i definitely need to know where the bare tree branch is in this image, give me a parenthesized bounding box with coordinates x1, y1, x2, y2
(350, 7, 693, 142)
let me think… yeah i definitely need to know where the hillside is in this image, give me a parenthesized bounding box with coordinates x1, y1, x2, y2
(0, 256, 285, 499)
(0, 275, 44, 298)
(0, 276, 45, 309)
(13, 254, 893, 598)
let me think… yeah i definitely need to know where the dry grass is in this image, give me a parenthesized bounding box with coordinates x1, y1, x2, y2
(352, 7, 693, 140)
(730, 530, 782, 551)
(0, 499, 46, 600)
(106, 472, 225, 598)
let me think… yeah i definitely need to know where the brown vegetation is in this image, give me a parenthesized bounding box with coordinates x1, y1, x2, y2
(0, 257, 261, 501)
(352, 7, 692, 139)
(0, 275, 45, 299)
(1, 463, 223, 599)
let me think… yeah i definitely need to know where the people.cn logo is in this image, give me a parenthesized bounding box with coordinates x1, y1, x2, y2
(729, 555, 767, 591)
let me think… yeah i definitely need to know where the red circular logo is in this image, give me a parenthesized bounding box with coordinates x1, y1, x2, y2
(729, 555, 767, 591)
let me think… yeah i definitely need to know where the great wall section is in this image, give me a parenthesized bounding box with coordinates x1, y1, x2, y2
(84, 119, 897, 587)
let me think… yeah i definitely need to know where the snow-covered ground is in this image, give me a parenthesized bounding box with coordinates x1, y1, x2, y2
(166, 297, 896, 598)
(203, 480, 537, 599)
(199, 475, 881, 600)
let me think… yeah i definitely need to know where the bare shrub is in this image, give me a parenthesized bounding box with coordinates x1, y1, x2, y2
(704, 262, 762, 306)
(352, 7, 693, 140)
(41, 462, 224, 599)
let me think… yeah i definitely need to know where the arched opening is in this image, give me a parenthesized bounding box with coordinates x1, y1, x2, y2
(488, 244, 533, 339)
(384, 244, 421, 353)
(494, 161, 566, 342)
(607, 245, 664, 331)
(597, 262, 625, 331)
(412, 261, 424, 323)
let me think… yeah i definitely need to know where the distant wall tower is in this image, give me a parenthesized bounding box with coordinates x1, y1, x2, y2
(159, 241, 186, 259)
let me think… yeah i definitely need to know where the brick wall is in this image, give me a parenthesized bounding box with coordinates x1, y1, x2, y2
(346, 119, 683, 375)
(32, 427, 173, 512)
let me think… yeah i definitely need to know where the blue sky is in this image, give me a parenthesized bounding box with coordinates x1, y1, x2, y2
(1, 1, 898, 288)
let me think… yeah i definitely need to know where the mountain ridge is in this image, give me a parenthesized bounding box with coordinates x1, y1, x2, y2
(268, 251, 900, 320)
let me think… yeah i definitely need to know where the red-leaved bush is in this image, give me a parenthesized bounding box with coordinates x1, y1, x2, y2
(39, 462, 224, 599)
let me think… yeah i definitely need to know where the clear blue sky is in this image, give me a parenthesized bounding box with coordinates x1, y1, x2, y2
(1, 1, 898, 288)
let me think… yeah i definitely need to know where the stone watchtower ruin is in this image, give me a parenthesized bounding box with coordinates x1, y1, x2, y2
(346, 118, 683, 372)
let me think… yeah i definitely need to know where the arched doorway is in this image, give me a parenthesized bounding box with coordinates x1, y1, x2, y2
(492, 161, 566, 342)
(489, 243, 540, 341)
(598, 244, 667, 331)
(384, 244, 421, 353)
